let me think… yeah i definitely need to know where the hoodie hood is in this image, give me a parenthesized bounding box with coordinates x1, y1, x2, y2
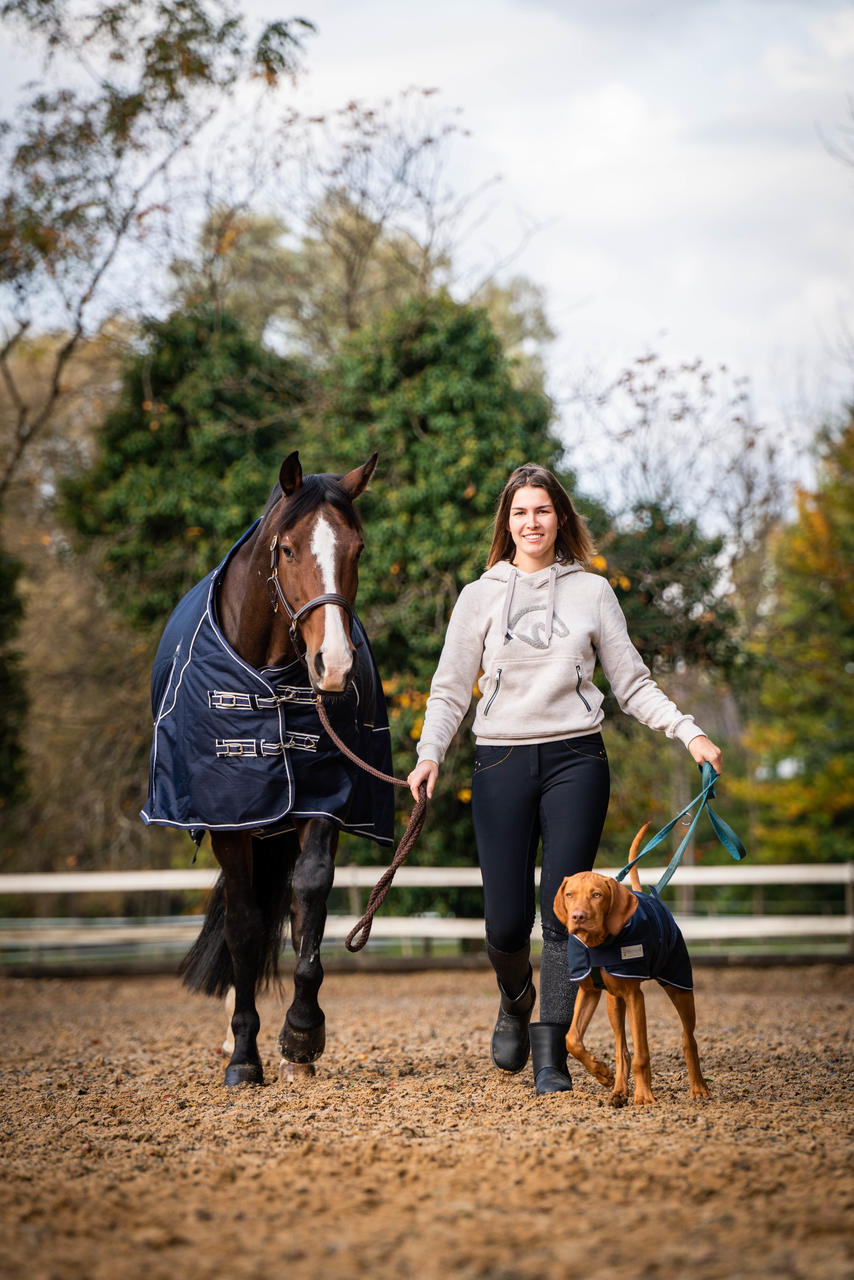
(481, 558, 586, 648)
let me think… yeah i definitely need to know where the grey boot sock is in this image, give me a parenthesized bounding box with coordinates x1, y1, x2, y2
(538, 937, 579, 1026)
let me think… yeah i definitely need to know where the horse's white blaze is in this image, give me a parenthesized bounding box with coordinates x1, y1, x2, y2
(311, 514, 352, 689)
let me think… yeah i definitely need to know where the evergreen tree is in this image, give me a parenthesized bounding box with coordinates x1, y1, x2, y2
(309, 292, 579, 895)
(62, 308, 314, 627)
(593, 500, 739, 679)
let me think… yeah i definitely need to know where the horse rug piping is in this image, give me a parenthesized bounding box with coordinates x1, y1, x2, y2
(140, 521, 395, 847)
(566, 888, 694, 990)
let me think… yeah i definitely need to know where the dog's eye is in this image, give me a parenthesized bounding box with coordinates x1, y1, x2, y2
(591, 891, 602, 899)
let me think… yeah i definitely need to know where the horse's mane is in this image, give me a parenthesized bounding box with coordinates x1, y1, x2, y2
(263, 472, 363, 534)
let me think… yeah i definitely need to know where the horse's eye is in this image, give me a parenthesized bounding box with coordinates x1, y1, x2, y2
(282, 544, 295, 561)
(356, 544, 365, 559)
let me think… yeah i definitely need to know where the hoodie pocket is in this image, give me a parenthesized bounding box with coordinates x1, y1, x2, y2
(483, 667, 502, 717)
(575, 664, 592, 712)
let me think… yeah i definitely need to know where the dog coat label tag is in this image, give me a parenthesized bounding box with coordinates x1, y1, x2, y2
(621, 943, 644, 960)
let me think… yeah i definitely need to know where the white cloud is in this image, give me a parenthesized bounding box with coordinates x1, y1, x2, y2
(1, 0, 851, 432)
(811, 6, 854, 60)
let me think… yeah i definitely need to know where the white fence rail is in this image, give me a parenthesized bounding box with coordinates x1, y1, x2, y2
(0, 863, 851, 956)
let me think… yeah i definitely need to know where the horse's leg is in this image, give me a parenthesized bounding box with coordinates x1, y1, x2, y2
(221, 986, 235, 1056)
(279, 817, 338, 1079)
(211, 831, 265, 1086)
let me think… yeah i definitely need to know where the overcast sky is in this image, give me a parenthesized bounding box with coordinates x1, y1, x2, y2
(266, 0, 854, 442)
(3, 0, 853, 462)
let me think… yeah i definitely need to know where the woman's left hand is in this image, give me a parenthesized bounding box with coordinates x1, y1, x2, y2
(688, 735, 723, 775)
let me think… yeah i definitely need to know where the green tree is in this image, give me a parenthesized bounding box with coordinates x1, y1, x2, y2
(0, 1, 311, 817)
(0, 0, 311, 500)
(170, 200, 556, 395)
(62, 308, 314, 627)
(306, 292, 575, 901)
(167, 92, 554, 392)
(735, 415, 854, 862)
(592, 501, 739, 678)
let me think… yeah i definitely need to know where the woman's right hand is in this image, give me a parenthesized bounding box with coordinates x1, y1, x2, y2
(407, 758, 439, 802)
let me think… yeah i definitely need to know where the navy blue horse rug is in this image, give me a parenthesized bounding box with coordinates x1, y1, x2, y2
(141, 523, 394, 848)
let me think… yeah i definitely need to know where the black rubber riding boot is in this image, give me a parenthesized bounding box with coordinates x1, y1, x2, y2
(490, 974, 536, 1073)
(487, 943, 536, 1073)
(530, 1022, 573, 1095)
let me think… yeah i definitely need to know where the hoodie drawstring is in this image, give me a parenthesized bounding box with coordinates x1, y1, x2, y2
(501, 562, 559, 646)
(500, 566, 518, 642)
(544, 563, 557, 645)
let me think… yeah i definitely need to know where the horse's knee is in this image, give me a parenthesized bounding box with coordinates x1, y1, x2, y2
(292, 848, 334, 901)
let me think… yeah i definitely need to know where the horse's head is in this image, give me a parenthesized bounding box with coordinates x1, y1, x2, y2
(267, 450, 377, 694)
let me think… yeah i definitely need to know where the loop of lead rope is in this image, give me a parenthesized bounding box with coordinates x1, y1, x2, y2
(315, 696, 428, 951)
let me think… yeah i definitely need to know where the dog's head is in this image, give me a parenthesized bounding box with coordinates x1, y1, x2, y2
(553, 871, 638, 947)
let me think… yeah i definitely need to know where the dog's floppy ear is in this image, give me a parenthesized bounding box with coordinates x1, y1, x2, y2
(604, 877, 639, 937)
(553, 877, 571, 925)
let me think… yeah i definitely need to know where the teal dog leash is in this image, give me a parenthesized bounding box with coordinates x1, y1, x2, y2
(615, 762, 747, 894)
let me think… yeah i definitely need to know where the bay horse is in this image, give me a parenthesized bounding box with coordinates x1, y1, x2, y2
(144, 450, 390, 1085)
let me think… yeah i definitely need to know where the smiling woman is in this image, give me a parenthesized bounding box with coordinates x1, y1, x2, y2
(407, 461, 723, 1096)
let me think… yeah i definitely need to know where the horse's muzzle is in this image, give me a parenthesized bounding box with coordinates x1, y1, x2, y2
(310, 649, 355, 697)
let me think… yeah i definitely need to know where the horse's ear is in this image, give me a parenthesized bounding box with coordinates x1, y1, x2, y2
(338, 452, 378, 500)
(279, 451, 303, 497)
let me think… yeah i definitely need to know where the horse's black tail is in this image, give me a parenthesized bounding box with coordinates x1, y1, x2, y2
(179, 834, 297, 998)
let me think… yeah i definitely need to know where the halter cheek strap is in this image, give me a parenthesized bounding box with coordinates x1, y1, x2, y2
(266, 534, 354, 650)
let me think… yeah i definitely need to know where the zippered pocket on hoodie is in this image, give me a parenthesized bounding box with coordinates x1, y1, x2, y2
(575, 664, 592, 712)
(483, 668, 502, 716)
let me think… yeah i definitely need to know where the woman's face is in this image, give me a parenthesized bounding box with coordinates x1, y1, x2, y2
(507, 485, 560, 570)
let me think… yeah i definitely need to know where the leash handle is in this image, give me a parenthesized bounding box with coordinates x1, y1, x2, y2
(615, 762, 746, 894)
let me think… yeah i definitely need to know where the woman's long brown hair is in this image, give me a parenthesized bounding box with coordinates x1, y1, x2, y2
(486, 463, 596, 569)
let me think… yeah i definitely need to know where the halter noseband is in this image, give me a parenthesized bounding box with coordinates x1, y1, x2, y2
(266, 533, 354, 653)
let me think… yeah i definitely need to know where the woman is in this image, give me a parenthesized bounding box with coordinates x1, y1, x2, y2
(407, 463, 722, 1095)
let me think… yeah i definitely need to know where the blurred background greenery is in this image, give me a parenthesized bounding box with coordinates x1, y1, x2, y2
(0, 2, 851, 932)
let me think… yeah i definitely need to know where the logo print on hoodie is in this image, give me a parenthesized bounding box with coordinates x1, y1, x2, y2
(506, 604, 569, 650)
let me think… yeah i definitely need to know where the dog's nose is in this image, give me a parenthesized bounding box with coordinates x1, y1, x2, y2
(571, 908, 587, 924)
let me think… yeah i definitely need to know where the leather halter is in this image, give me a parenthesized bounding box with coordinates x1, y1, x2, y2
(266, 533, 354, 654)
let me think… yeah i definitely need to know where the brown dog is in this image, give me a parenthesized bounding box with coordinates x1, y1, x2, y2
(553, 826, 710, 1106)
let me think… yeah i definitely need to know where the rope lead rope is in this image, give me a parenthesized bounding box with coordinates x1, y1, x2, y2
(315, 696, 428, 951)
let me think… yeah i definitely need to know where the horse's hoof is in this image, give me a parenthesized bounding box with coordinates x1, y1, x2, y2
(224, 1061, 264, 1087)
(279, 1059, 317, 1083)
(279, 1015, 325, 1064)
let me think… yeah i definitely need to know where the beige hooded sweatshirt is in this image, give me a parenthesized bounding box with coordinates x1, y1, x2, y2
(416, 559, 704, 764)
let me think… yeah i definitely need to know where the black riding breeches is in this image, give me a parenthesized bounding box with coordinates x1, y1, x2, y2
(470, 734, 610, 952)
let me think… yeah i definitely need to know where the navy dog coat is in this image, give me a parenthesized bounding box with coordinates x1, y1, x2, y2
(140, 523, 394, 847)
(566, 889, 693, 990)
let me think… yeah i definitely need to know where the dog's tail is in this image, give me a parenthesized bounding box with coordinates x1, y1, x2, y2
(628, 822, 651, 892)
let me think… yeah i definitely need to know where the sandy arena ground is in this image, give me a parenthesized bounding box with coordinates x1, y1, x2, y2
(0, 963, 852, 1279)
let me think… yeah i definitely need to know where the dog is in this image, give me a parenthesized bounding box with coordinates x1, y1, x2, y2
(553, 825, 710, 1106)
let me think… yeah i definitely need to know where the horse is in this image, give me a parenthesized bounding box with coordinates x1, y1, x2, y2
(142, 450, 393, 1085)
